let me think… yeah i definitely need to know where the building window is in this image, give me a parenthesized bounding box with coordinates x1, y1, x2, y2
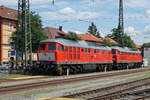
(8, 22, 12, 31)
(8, 36, 11, 44)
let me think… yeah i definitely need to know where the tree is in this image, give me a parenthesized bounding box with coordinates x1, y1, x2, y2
(103, 39, 114, 47)
(123, 34, 136, 48)
(107, 28, 136, 48)
(12, 12, 47, 53)
(88, 22, 101, 38)
(143, 42, 150, 47)
(65, 31, 80, 40)
(107, 28, 122, 44)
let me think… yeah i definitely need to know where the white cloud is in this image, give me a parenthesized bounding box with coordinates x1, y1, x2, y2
(124, 25, 150, 44)
(146, 10, 150, 17)
(0, 0, 17, 6)
(64, 29, 82, 34)
(59, 7, 76, 15)
(143, 25, 150, 34)
(125, 26, 139, 36)
(125, 0, 150, 8)
(147, 10, 150, 15)
(40, 7, 101, 20)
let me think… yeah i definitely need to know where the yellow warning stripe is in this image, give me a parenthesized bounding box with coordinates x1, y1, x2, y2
(8, 76, 48, 80)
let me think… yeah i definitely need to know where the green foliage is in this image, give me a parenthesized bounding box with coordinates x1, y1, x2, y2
(107, 28, 121, 44)
(65, 31, 80, 40)
(12, 12, 47, 53)
(103, 39, 115, 47)
(143, 42, 150, 47)
(107, 28, 136, 48)
(123, 34, 136, 48)
(88, 22, 101, 38)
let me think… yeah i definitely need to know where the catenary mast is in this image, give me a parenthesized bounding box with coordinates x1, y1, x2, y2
(18, 0, 32, 69)
(118, 0, 124, 47)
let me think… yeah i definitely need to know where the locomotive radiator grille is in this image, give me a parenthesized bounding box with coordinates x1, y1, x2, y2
(38, 52, 55, 61)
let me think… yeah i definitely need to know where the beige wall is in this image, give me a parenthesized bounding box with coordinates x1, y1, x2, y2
(1, 18, 16, 63)
(0, 18, 37, 63)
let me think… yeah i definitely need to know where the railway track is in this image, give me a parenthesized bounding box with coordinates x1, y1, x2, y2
(0, 68, 149, 84)
(0, 68, 149, 95)
(63, 78, 150, 100)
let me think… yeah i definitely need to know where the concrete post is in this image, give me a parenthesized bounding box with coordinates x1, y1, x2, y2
(105, 66, 107, 72)
(67, 68, 69, 76)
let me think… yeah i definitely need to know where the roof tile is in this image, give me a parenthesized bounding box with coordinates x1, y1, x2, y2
(44, 27, 65, 39)
(77, 34, 103, 42)
(0, 5, 18, 20)
(104, 37, 118, 44)
(136, 44, 142, 49)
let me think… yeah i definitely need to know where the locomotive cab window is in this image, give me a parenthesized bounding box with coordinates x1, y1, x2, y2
(58, 46, 63, 51)
(39, 44, 46, 50)
(48, 44, 56, 50)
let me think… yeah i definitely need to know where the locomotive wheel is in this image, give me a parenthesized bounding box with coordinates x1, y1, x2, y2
(57, 67, 63, 76)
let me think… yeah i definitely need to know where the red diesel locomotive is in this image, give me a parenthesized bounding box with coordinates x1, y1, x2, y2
(34, 37, 142, 75)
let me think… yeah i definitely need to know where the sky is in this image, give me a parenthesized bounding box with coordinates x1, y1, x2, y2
(1, 0, 150, 45)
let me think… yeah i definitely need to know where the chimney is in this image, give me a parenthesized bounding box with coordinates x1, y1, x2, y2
(59, 26, 62, 31)
(1, 5, 4, 9)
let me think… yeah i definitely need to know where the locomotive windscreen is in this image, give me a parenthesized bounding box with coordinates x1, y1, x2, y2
(48, 44, 56, 50)
(40, 44, 46, 50)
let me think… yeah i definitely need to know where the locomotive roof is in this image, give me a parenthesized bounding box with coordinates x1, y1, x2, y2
(41, 38, 111, 50)
(111, 46, 141, 53)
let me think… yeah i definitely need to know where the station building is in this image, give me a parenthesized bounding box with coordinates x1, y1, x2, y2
(0, 5, 17, 64)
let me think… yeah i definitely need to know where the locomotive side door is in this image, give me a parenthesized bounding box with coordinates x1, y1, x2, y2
(64, 46, 68, 62)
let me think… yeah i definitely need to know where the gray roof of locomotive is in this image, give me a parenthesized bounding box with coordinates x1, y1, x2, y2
(111, 46, 141, 53)
(41, 38, 111, 50)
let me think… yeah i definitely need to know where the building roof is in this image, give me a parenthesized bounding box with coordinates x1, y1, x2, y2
(44, 27, 65, 39)
(104, 37, 118, 44)
(0, 5, 18, 21)
(136, 44, 142, 49)
(77, 34, 103, 42)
